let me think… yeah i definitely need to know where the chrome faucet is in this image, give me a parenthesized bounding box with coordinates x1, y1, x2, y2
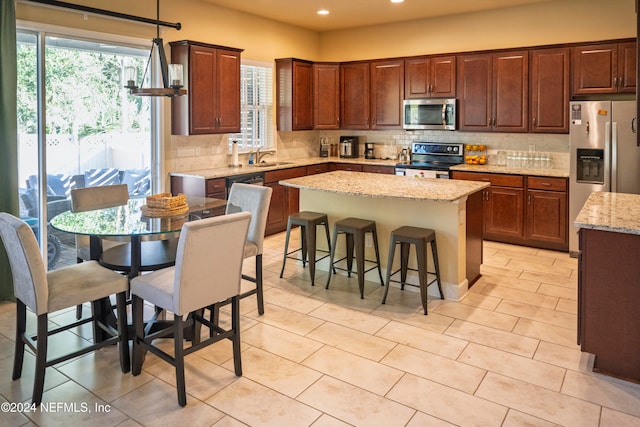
(256, 147, 274, 164)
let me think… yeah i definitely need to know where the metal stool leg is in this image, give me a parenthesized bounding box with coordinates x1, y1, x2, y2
(326, 225, 339, 288)
(345, 232, 354, 277)
(279, 218, 293, 278)
(354, 230, 366, 299)
(400, 241, 410, 290)
(382, 236, 397, 304)
(306, 222, 317, 285)
(415, 240, 429, 314)
(431, 238, 444, 299)
(371, 225, 384, 286)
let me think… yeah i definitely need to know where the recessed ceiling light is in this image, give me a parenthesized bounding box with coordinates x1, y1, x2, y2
(391, 0, 405, 3)
(317, 9, 329, 15)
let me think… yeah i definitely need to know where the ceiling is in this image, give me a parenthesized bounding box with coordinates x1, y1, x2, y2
(200, 0, 560, 32)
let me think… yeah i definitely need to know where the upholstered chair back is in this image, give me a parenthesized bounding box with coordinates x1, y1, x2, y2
(172, 211, 251, 315)
(0, 213, 48, 315)
(70, 184, 129, 213)
(225, 183, 272, 255)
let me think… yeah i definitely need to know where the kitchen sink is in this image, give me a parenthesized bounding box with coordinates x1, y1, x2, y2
(253, 161, 294, 167)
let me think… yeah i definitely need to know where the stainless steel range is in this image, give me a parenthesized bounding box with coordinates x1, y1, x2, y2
(395, 142, 464, 178)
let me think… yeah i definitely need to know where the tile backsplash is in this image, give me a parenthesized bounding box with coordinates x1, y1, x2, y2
(167, 129, 570, 173)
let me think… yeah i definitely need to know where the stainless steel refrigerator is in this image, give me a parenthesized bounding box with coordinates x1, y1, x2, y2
(569, 100, 640, 253)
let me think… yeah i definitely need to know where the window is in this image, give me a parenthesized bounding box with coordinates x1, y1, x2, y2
(230, 61, 274, 152)
(16, 26, 155, 270)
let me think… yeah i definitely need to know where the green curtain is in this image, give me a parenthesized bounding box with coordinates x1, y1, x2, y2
(0, 0, 18, 301)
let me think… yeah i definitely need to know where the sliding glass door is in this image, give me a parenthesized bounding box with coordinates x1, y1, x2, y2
(17, 29, 152, 270)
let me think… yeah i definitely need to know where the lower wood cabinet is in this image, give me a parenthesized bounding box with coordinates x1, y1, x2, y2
(264, 167, 307, 235)
(452, 171, 568, 251)
(332, 163, 363, 172)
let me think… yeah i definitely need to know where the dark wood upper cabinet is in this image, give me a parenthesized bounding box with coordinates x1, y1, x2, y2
(405, 55, 456, 99)
(313, 63, 340, 130)
(572, 41, 637, 95)
(530, 47, 570, 134)
(341, 62, 371, 129)
(457, 51, 528, 133)
(370, 59, 404, 129)
(276, 58, 314, 131)
(170, 40, 242, 135)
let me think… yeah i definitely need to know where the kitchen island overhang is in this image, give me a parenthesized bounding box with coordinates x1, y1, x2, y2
(280, 171, 489, 301)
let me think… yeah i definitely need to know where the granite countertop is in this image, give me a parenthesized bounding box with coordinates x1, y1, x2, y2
(450, 164, 569, 178)
(575, 192, 640, 235)
(169, 157, 397, 179)
(280, 170, 489, 203)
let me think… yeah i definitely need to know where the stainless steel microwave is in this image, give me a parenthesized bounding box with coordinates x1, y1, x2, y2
(403, 98, 457, 130)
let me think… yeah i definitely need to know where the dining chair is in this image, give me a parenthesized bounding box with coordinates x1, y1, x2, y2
(71, 184, 178, 318)
(130, 211, 251, 407)
(0, 213, 129, 406)
(224, 183, 273, 315)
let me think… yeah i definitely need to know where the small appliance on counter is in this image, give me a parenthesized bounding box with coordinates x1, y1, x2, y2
(339, 136, 360, 158)
(364, 142, 376, 159)
(319, 137, 329, 157)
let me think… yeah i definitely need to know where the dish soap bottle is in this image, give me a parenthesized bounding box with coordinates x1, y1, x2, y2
(248, 151, 254, 165)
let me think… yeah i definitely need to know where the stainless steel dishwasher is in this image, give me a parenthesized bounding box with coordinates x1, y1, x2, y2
(225, 172, 265, 198)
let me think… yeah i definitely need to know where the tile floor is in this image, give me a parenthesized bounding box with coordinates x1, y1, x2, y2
(1, 233, 640, 426)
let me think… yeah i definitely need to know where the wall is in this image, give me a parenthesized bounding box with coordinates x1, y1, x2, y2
(319, 0, 636, 61)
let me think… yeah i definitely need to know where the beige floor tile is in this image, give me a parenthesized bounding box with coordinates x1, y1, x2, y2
(142, 353, 239, 402)
(555, 299, 577, 315)
(480, 283, 559, 310)
(211, 415, 250, 427)
(496, 300, 575, 329)
(26, 381, 128, 426)
(0, 352, 69, 404)
(113, 378, 224, 425)
(506, 259, 573, 278)
(263, 287, 325, 314)
(600, 407, 640, 427)
(533, 341, 593, 372)
(537, 283, 577, 300)
(302, 346, 403, 395)
(494, 248, 557, 266)
(242, 322, 323, 363)
(482, 254, 511, 267)
(309, 303, 390, 335)
(298, 376, 415, 427)
(382, 344, 486, 394)
(479, 274, 542, 293)
(376, 320, 468, 360)
(57, 347, 154, 403)
(387, 373, 508, 426)
(245, 303, 325, 336)
(460, 291, 502, 310)
(445, 319, 539, 358)
(207, 377, 321, 427)
(0, 334, 14, 361)
(480, 263, 523, 278)
(114, 420, 143, 427)
(0, 395, 32, 427)
(310, 414, 352, 427)
(561, 370, 640, 417)
(406, 411, 457, 427)
(432, 301, 519, 332)
(502, 409, 560, 427)
(520, 271, 576, 288)
(476, 372, 601, 427)
(513, 318, 580, 349)
(223, 346, 321, 398)
(372, 305, 455, 334)
(306, 321, 396, 361)
(458, 343, 566, 391)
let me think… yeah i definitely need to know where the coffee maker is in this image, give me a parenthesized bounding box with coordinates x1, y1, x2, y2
(339, 136, 360, 158)
(364, 143, 375, 159)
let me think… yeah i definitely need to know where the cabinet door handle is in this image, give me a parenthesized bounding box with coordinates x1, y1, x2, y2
(533, 117, 537, 126)
(528, 194, 532, 205)
(613, 76, 618, 89)
(541, 182, 551, 186)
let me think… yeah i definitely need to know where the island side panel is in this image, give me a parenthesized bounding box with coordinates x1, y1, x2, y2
(299, 189, 470, 300)
(579, 228, 640, 383)
(465, 190, 484, 287)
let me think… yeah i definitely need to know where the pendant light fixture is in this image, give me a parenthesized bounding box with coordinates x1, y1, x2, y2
(124, 0, 186, 97)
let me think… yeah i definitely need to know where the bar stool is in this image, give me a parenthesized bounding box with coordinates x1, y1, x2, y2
(326, 217, 384, 299)
(382, 225, 444, 314)
(280, 211, 331, 286)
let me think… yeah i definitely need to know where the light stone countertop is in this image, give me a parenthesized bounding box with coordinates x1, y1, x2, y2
(575, 192, 640, 235)
(280, 170, 489, 203)
(169, 156, 397, 180)
(450, 164, 569, 178)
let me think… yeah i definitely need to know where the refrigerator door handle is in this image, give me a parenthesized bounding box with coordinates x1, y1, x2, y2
(611, 122, 617, 192)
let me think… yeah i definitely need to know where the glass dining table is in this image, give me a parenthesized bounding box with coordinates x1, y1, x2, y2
(50, 195, 227, 343)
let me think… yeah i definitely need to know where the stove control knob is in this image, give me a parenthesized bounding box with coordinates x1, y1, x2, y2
(447, 146, 453, 152)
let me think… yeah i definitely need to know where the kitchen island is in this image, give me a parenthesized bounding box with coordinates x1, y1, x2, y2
(280, 171, 489, 300)
(575, 192, 640, 383)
